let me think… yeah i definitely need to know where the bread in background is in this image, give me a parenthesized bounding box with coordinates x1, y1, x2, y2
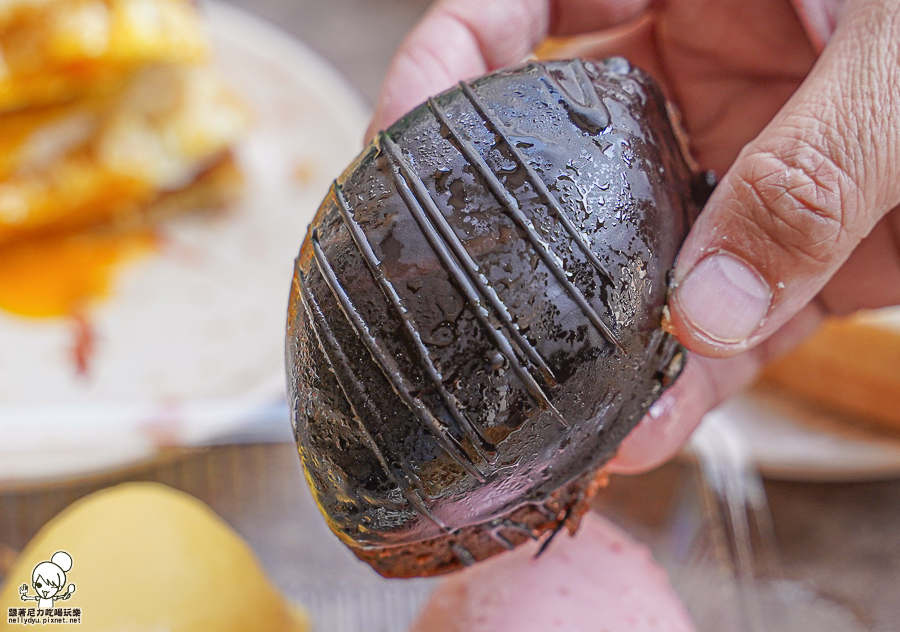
(759, 308, 900, 436)
(0, 0, 247, 319)
(0, 64, 247, 244)
(0, 0, 208, 113)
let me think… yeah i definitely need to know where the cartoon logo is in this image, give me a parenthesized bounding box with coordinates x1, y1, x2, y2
(20, 551, 76, 608)
(7, 551, 81, 625)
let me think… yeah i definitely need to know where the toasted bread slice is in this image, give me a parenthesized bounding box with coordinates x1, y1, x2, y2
(0, 152, 242, 317)
(0, 0, 208, 113)
(759, 309, 900, 436)
(0, 64, 247, 244)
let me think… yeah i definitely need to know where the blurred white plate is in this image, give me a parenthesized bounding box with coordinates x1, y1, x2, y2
(700, 390, 900, 482)
(0, 2, 369, 484)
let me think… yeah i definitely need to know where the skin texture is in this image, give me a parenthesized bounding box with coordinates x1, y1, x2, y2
(367, 0, 900, 473)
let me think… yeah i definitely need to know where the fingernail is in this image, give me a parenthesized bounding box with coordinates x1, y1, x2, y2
(676, 254, 770, 343)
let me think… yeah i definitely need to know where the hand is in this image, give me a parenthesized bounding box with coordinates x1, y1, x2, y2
(368, 0, 900, 472)
(19, 583, 27, 597)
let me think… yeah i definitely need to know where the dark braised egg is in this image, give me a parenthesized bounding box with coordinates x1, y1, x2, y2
(287, 58, 704, 578)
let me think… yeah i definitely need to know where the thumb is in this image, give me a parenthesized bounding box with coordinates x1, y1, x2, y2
(669, 0, 900, 357)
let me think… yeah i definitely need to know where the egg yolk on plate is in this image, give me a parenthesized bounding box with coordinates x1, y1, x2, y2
(0, 227, 155, 317)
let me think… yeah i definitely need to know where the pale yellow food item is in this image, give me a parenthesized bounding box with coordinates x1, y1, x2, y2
(0, 153, 241, 318)
(0, 482, 310, 632)
(0, 0, 247, 320)
(759, 308, 900, 435)
(0, 63, 247, 245)
(0, 0, 208, 113)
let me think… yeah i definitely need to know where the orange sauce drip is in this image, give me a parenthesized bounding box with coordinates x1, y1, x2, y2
(0, 228, 156, 318)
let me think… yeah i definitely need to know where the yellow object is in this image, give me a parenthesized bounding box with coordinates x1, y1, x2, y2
(0, 0, 208, 113)
(0, 64, 247, 245)
(759, 309, 900, 436)
(0, 227, 155, 317)
(0, 153, 240, 318)
(0, 0, 246, 320)
(0, 482, 311, 632)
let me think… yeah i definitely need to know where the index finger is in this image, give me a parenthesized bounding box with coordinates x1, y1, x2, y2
(366, 0, 652, 141)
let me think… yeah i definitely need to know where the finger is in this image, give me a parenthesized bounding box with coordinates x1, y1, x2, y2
(609, 302, 825, 473)
(608, 357, 725, 474)
(789, 0, 846, 52)
(615, 117, 900, 475)
(668, 0, 900, 358)
(619, 185, 900, 475)
(366, 0, 652, 140)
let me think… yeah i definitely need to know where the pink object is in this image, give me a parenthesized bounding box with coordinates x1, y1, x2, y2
(790, 0, 845, 52)
(409, 512, 697, 632)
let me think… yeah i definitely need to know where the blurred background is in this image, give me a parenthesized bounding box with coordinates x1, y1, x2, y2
(0, 1, 898, 631)
(222, 0, 431, 103)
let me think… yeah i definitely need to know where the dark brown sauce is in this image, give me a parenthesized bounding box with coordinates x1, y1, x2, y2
(287, 58, 703, 577)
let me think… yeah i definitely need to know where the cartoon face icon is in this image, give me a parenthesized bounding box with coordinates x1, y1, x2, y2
(20, 551, 75, 606)
(32, 573, 59, 600)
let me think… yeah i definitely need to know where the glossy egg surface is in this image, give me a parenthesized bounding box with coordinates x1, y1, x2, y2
(287, 58, 700, 577)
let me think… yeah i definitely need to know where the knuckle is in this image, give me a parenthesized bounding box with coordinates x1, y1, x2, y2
(735, 139, 855, 265)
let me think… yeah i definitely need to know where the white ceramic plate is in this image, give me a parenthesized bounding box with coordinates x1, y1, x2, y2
(0, 2, 369, 484)
(699, 389, 900, 482)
